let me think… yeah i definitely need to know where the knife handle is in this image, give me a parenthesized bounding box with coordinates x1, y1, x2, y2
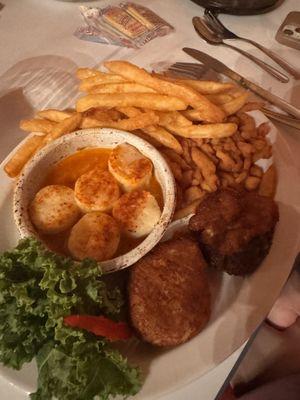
(241, 38, 300, 80)
(242, 77, 300, 119)
(224, 43, 289, 83)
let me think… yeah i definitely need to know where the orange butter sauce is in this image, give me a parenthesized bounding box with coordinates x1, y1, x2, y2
(41, 147, 163, 258)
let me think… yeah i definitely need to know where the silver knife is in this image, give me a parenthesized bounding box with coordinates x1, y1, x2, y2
(182, 47, 300, 120)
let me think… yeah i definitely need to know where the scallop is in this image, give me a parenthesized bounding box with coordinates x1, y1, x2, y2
(108, 143, 153, 192)
(113, 190, 161, 238)
(75, 169, 120, 213)
(68, 212, 120, 262)
(30, 185, 81, 234)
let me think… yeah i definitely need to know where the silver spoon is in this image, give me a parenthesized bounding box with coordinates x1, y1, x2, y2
(204, 9, 300, 80)
(193, 17, 289, 83)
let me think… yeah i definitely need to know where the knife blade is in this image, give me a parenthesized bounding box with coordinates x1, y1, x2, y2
(182, 47, 300, 120)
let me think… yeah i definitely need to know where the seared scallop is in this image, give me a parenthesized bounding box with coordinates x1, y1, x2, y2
(113, 190, 161, 238)
(30, 185, 81, 234)
(108, 143, 153, 192)
(74, 169, 120, 213)
(68, 212, 120, 261)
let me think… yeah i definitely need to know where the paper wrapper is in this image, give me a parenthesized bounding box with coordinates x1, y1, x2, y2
(74, 3, 174, 49)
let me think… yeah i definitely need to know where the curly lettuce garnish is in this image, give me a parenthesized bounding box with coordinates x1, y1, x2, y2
(0, 238, 141, 400)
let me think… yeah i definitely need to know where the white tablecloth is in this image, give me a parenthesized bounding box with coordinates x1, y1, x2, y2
(0, 0, 299, 399)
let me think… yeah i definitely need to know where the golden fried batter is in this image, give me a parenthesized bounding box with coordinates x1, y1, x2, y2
(189, 188, 279, 275)
(129, 237, 211, 346)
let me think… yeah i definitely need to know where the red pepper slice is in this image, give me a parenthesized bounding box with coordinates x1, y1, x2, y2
(64, 315, 132, 341)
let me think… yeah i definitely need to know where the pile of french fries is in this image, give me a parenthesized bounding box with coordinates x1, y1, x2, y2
(4, 60, 276, 218)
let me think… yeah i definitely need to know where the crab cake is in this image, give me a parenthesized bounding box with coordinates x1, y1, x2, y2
(68, 212, 120, 262)
(30, 185, 81, 234)
(189, 188, 279, 275)
(112, 190, 161, 238)
(129, 237, 211, 346)
(75, 169, 120, 213)
(108, 143, 153, 192)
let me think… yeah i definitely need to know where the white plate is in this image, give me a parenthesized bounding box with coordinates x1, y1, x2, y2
(0, 112, 299, 399)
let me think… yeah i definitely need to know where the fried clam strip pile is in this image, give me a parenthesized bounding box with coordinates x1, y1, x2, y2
(4, 61, 275, 217)
(165, 110, 275, 220)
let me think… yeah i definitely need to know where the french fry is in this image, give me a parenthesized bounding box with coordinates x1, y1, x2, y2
(116, 106, 140, 118)
(157, 111, 192, 127)
(206, 93, 234, 105)
(175, 79, 234, 95)
(44, 112, 82, 144)
(173, 198, 202, 220)
(37, 109, 73, 122)
(227, 89, 246, 99)
(76, 67, 104, 80)
(76, 93, 187, 112)
(221, 92, 249, 115)
(85, 108, 122, 121)
(143, 125, 183, 154)
(79, 74, 128, 92)
(181, 109, 203, 122)
(117, 107, 183, 153)
(259, 164, 277, 198)
(191, 147, 218, 191)
(154, 73, 234, 94)
(81, 111, 159, 131)
(104, 61, 225, 122)
(88, 82, 156, 94)
(80, 117, 115, 129)
(20, 119, 56, 134)
(161, 122, 237, 139)
(4, 134, 45, 178)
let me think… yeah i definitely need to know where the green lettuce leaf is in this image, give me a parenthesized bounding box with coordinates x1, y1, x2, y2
(0, 238, 141, 399)
(31, 325, 141, 400)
